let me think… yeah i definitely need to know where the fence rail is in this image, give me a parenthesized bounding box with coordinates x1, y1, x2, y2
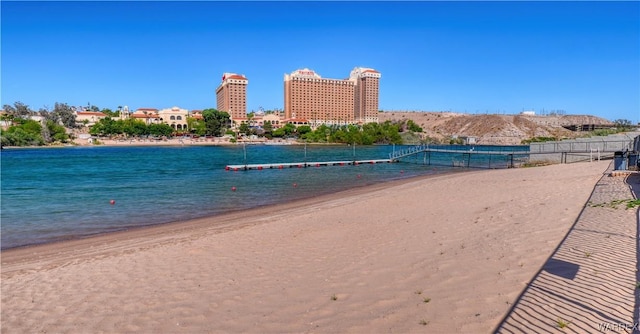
(529, 139, 633, 154)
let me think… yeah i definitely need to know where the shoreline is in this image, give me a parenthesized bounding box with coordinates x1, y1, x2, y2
(0, 138, 355, 150)
(0, 171, 460, 259)
(2, 161, 613, 333)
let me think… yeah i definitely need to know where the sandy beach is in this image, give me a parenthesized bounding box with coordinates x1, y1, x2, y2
(1, 160, 627, 333)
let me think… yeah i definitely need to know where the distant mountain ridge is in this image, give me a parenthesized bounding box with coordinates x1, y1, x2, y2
(378, 111, 614, 145)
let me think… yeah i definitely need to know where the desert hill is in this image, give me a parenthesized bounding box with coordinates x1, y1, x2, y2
(378, 111, 613, 145)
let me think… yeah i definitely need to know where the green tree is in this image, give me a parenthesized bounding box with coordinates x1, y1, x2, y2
(272, 123, 296, 138)
(297, 125, 312, 136)
(148, 123, 174, 137)
(47, 120, 69, 143)
(186, 117, 206, 135)
(247, 112, 256, 128)
(101, 108, 119, 117)
(262, 121, 273, 138)
(361, 121, 402, 144)
(407, 120, 423, 132)
(238, 122, 250, 135)
(0, 119, 45, 146)
(122, 118, 149, 137)
(202, 108, 230, 136)
(3, 101, 34, 119)
(89, 117, 123, 136)
(614, 119, 633, 131)
(51, 102, 77, 128)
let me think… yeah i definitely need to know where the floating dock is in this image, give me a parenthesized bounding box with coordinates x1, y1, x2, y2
(225, 159, 394, 171)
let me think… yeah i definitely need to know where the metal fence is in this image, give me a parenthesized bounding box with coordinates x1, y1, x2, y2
(528, 132, 639, 164)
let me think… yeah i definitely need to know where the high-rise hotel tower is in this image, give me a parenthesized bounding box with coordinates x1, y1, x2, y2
(350, 67, 381, 124)
(284, 67, 380, 126)
(216, 73, 248, 121)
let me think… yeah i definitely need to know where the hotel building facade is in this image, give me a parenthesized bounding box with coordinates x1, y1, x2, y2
(216, 73, 248, 123)
(284, 67, 380, 127)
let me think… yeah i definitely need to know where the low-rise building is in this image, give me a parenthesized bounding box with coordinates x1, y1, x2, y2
(158, 106, 189, 131)
(76, 111, 107, 127)
(129, 108, 160, 125)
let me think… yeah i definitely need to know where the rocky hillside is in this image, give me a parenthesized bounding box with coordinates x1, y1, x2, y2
(378, 111, 614, 145)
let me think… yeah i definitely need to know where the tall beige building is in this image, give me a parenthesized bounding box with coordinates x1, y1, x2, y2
(350, 67, 381, 124)
(216, 73, 248, 122)
(284, 67, 380, 127)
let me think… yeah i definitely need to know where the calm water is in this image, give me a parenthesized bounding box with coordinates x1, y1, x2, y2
(0, 144, 527, 249)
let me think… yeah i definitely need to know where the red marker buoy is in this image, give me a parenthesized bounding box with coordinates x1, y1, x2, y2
(110, 200, 115, 205)
(231, 186, 237, 191)
(357, 174, 361, 179)
(293, 183, 298, 188)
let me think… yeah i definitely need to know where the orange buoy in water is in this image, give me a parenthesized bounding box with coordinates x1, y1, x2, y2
(110, 200, 115, 205)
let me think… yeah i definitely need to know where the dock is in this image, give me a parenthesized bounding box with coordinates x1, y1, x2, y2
(225, 159, 394, 171)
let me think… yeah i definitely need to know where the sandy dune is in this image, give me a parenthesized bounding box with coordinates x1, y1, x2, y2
(1, 161, 617, 333)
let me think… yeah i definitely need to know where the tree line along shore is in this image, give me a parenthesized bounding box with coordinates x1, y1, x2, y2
(2, 101, 635, 147)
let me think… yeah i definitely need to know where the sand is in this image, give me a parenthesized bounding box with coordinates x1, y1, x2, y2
(1, 160, 624, 333)
(497, 168, 639, 333)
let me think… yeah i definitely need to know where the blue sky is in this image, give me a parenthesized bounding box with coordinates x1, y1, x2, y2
(2, 1, 639, 122)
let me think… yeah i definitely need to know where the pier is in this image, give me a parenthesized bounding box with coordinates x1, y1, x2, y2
(224, 133, 640, 171)
(226, 159, 394, 171)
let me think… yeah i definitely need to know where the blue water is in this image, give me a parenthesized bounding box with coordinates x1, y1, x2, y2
(0, 144, 527, 249)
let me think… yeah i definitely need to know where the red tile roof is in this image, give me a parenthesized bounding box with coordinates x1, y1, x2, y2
(226, 75, 247, 80)
(131, 114, 159, 119)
